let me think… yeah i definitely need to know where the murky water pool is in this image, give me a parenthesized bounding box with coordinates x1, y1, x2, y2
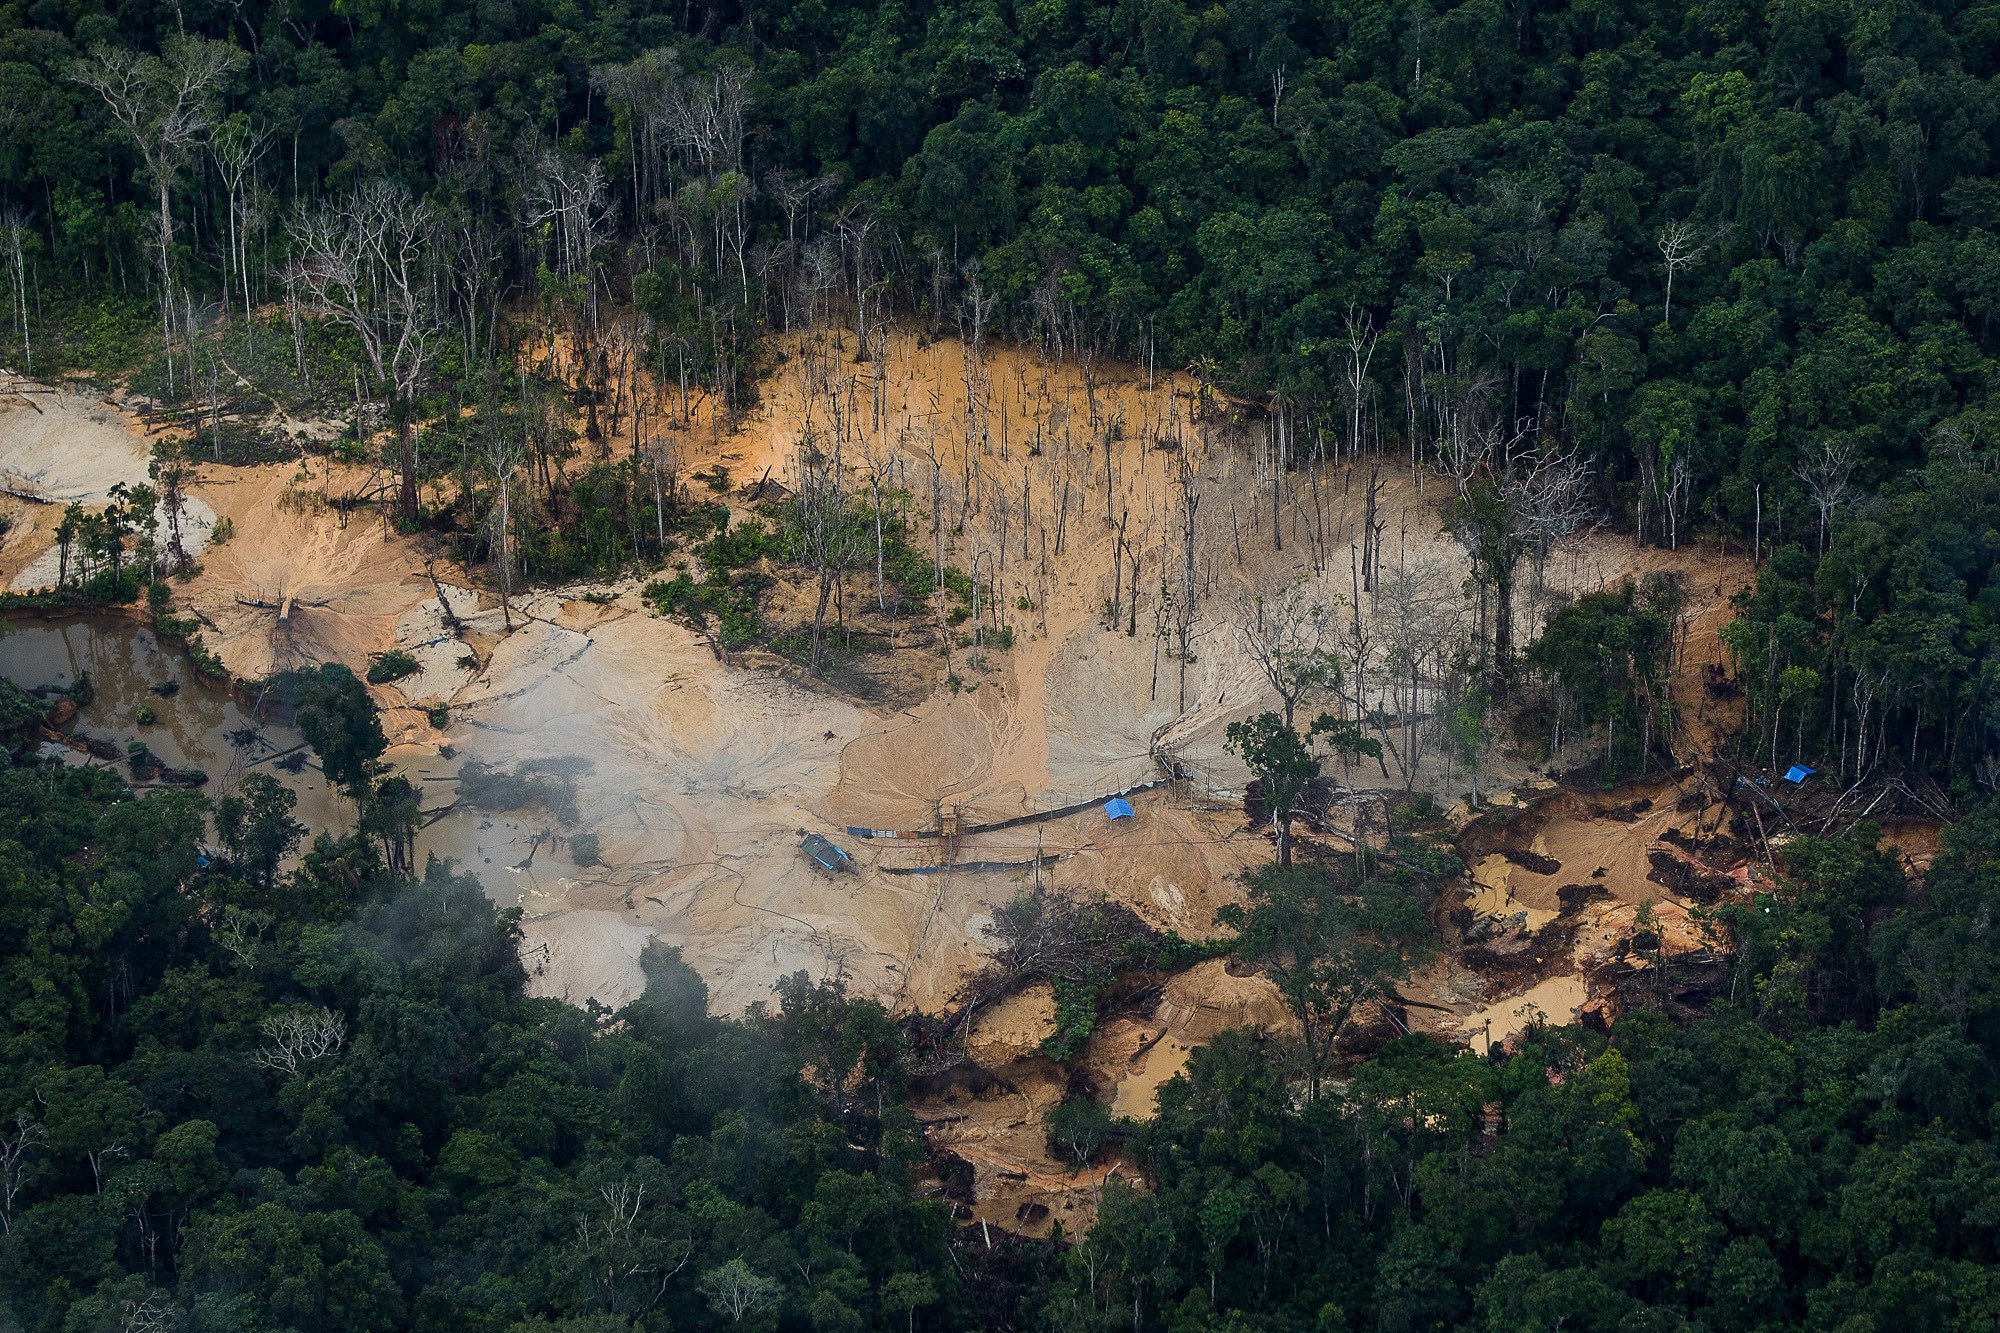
(0, 614, 344, 830)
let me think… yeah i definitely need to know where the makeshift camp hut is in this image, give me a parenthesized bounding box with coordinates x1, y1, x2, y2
(800, 832, 853, 873)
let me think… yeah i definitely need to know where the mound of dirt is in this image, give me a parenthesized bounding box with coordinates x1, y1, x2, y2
(1646, 848, 1735, 903)
(519, 909, 653, 1009)
(966, 985, 1057, 1067)
(180, 465, 435, 680)
(1459, 973, 1588, 1056)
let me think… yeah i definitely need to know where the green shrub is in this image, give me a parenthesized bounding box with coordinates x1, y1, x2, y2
(700, 518, 771, 572)
(570, 831, 601, 866)
(367, 650, 421, 685)
(1040, 976, 1104, 1062)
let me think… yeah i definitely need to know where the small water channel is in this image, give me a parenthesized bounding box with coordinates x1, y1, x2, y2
(0, 614, 345, 832)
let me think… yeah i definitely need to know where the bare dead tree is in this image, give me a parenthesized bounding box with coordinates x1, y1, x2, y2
(764, 168, 838, 329)
(662, 64, 749, 180)
(1173, 452, 1203, 713)
(289, 180, 440, 525)
(785, 433, 867, 673)
(0, 1111, 43, 1234)
(1663, 451, 1694, 550)
(1341, 304, 1382, 463)
(1928, 412, 1993, 473)
(213, 905, 272, 970)
(0, 208, 30, 372)
(866, 454, 890, 612)
(1796, 434, 1858, 555)
(960, 259, 998, 439)
(642, 432, 680, 553)
(1235, 580, 1345, 730)
(211, 114, 272, 325)
(72, 38, 243, 395)
(118, 1290, 179, 1333)
(837, 204, 879, 361)
(1365, 556, 1471, 789)
(1657, 219, 1707, 324)
(570, 1178, 694, 1318)
(797, 234, 842, 336)
(1509, 437, 1598, 578)
(484, 425, 524, 631)
(1268, 398, 1288, 552)
(1441, 419, 1594, 669)
(522, 148, 616, 432)
(591, 48, 679, 217)
(250, 1005, 347, 1076)
(523, 148, 614, 337)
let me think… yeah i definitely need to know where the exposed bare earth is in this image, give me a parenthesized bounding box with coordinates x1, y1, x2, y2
(0, 382, 215, 588)
(0, 334, 1774, 1235)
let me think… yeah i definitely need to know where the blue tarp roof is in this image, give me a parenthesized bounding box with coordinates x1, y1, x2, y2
(1104, 798, 1135, 820)
(1784, 765, 1816, 783)
(800, 833, 851, 869)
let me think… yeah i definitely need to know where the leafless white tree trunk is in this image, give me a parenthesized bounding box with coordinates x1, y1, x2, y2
(1234, 580, 1344, 730)
(0, 1111, 44, 1234)
(72, 38, 243, 396)
(785, 434, 866, 673)
(250, 1005, 347, 1076)
(1657, 220, 1707, 325)
(1796, 435, 1857, 555)
(289, 181, 440, 525)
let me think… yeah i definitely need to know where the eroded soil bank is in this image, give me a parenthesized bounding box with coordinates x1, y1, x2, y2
(0, 334, 1796, 1237)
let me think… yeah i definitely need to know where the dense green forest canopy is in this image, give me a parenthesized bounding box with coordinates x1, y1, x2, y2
(1, 0, 1996, 787)
(4, 0, 2000, 1325)
(3, 659, 2000, 1329)
(3, 0, 1996, 505)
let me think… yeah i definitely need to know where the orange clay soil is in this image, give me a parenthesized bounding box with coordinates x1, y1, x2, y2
(0, 329, 1804, 1235)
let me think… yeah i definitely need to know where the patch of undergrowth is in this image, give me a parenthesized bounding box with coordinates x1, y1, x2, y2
(147, 582, 226, 677)
(643, 497, 984, 666)
(970, 885, 1227, 1062)
(1043, 976, 1106, 1062)
(366, 650, 420, 684)
(641, 512, 776, 649)
(0, 567, 142, 613)
(0, 678, 53, 736)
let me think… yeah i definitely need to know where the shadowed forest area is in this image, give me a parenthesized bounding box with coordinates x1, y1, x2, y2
(3, 652, 2000, 1329)
(1, 0, 1999, 1327)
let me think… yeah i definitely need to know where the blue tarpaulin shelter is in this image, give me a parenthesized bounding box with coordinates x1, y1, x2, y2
(1104, 798, 1135, 820)
(1784, 765, 1816, 783)
(800, 833, 852, 872)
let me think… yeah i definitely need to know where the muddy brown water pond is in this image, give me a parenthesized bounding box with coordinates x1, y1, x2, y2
(0, 614, 345, 832)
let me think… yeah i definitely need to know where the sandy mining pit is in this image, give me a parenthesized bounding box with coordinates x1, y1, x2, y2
(0, 381, 216, 588)
(0, 331, 1767, 1234)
